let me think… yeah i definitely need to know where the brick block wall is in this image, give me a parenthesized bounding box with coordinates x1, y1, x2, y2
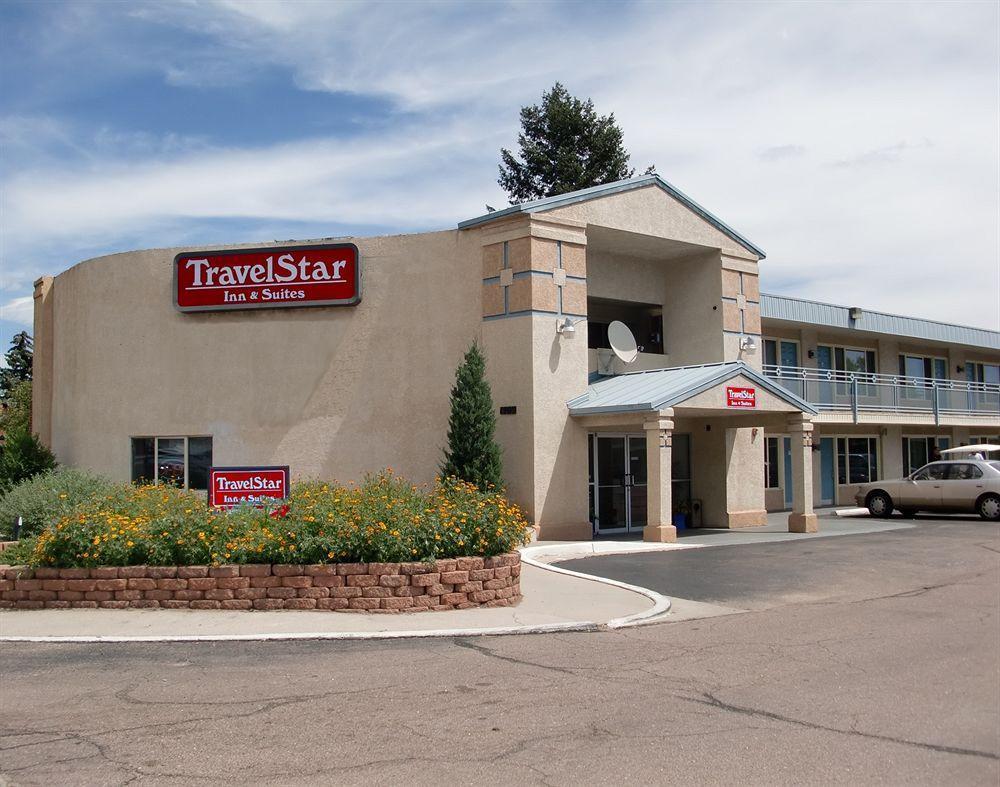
(0, 554, 522, 613)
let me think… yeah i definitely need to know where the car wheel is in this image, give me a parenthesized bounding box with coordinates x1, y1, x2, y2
(866, 490, 893, 518)
(899, 509, 916, 519)
(977, 493, 1000, 522)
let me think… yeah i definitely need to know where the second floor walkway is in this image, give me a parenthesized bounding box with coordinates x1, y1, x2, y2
(763, 365, 1000, 426)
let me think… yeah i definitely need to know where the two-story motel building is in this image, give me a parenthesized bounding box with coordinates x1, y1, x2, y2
(31, 175, 1000, 541)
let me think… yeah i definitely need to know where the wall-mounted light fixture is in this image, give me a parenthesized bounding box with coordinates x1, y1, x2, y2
(556, 316, 585, 336)
(956, 365, 965, 374)
(807, 349, 815, 359)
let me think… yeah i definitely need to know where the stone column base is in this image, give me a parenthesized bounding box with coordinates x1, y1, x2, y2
(721, 510, 768, 529)
(788, 513, 818, 533)
(643, 524, 678, 543)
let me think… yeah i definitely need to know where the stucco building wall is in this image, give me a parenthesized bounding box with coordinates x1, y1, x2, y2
(39, 231, 486, 488)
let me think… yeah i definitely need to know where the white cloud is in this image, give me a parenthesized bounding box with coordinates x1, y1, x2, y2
(1, 0, 998, 331)
(0, 297, 34, 326)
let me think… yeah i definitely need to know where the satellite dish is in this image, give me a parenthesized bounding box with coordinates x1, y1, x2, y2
(607, 320, 638, 364)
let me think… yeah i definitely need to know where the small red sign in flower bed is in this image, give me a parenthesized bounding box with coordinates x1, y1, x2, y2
(209, 466, 289, 509)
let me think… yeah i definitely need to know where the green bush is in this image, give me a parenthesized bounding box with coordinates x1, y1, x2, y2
(20, 470, 531, 568)
(0, 380, 31, 436)
(0, 468, 115, 540)
(0, 430, 58, 492)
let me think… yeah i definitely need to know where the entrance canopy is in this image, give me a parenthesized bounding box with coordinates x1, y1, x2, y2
(567, 361, 817, 418)
(568, 362, 819, 541)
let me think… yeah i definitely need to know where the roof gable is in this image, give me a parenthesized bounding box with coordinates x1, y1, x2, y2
(567, 361, 816, 416)
(460, 175, 765, 259)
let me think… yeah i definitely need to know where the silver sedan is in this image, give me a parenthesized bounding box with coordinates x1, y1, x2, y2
(854, 460, 1000, 521)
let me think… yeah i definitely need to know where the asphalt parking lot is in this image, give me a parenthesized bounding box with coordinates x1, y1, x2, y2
(573, 515, 1000, 611)
(1, 516, 997, 785)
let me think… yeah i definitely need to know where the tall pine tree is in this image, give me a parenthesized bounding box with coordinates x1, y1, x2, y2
(498, 83, 650, 204)
(0, 332, 32, 399)
(441, 343, 503, 491)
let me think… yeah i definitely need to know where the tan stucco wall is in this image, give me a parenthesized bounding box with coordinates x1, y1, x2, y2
(679, 374, 804, 413)
(541, 184, 756, 260)
(41, 231, 487, 488)
(586, 250, 665, 304)
(663, 253, 727, 366)
(31, 276, 54, 444)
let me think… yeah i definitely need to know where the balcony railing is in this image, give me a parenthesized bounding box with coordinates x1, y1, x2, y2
(762, 365, 1000, 422)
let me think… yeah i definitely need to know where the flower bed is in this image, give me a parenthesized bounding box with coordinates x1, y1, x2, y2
(0, 554, 521, 612)
(6, 471, 529, 569)
(0, 470, 530, 613)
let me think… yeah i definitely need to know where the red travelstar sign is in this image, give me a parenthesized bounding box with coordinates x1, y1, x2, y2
(209, 466, 290, 509)
(726, 386, 757, 409)
(174, 243, 361, 312)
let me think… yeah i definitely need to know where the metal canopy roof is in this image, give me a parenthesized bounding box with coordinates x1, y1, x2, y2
(760, 293, 1000, 351)
(458, 174, 766, 259)
(567, 361, 817, 416)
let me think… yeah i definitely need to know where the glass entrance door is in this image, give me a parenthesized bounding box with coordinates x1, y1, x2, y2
(593, 434, 647, 534)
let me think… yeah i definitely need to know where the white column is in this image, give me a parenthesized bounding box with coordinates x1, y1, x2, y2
(644, 410, 677, 543)
(787, 414, 818, 533)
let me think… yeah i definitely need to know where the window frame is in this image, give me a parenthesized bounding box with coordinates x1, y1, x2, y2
(967, 362, 1000, 385)
(764, 436, 780, 489)
(902, 435, 951, 476)
(817, 343, 878, 398)
(898, 353, 948, 382)
(130, 435, 213, 490)
(763, 337, 800, 368)
(835, 435, 880, 485)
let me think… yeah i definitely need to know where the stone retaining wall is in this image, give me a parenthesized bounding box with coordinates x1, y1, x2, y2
(0, 553, 521, 613)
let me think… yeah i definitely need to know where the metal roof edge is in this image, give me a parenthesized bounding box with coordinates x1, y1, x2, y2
(650, 177, 766, 260)
(458, 175, 766, 259)
(653, 362, 817, 414)
(567, 360, 817, 416)
(760, 293, 1000, 351)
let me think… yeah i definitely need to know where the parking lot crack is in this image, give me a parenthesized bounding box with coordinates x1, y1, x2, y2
(688, 692, 1000, 761)
(453, 638, 577, 675)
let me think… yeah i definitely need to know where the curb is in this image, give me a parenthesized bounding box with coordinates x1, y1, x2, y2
(0, 621, 604, 644)
(0, 548, 674, 643)
(834, 507, 869, 517)
(519, 544, 674, 629)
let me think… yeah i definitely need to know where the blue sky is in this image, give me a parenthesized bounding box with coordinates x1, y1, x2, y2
(1, 0, 998, 358)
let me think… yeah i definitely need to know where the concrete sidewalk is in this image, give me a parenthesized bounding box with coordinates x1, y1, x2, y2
(0, 561, 659, 642)
(0, 510, 906, 643)
(673, 510, 913, 547)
